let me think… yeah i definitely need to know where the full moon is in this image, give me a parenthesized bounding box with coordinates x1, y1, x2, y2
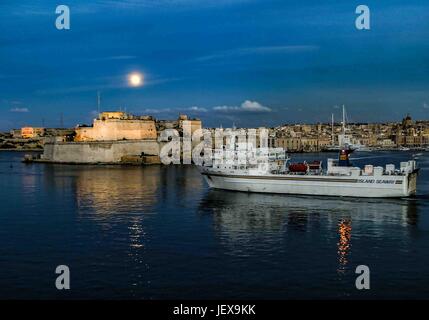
(128, 72, 144, 87)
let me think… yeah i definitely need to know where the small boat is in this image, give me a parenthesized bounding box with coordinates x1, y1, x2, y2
(354, 146, 373, 152)
(323, 145, 341, 152)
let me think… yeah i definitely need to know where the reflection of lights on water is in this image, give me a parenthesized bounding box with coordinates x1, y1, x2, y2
(127, 219, 150, 291)
(129, 221, 145, 249)
(337, 219, 352, 273)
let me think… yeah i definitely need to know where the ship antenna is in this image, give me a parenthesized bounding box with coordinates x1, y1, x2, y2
(342, 105, 346, 134)
(97, 91, 101, 113)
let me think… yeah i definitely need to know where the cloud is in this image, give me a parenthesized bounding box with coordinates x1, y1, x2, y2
(85, 55, 137, 62)
(12, 0, 250, 15)
(141, 106, 207, 115)
(424, 102, 429, 109)
(96, 0, 249, 9)
(12, 4, 97, 16)
(186, 106, 207, 112)
(213, 100, 271, 113)
(10, 107, 29, 113)
(35, 76, 182, 95)
(196, 45, 319, 62)
(142, 108, 173, 114)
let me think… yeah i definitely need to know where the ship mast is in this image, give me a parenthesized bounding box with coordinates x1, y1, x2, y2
(331, 113, 334, 145)
(97, 91, 101, 113)
(342, 105, 346, 134)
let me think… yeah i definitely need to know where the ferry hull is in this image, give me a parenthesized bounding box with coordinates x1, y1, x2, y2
(202, 172, 418, 198)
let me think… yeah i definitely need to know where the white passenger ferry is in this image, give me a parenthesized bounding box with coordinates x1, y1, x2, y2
(199, 144, 419, 198)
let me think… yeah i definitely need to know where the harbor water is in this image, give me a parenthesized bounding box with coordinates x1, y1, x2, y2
(0, 151, 428, 299)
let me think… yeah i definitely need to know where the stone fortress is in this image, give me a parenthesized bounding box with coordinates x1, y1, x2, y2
(75, 112, 158, 142)
(40, 111, 202, 164)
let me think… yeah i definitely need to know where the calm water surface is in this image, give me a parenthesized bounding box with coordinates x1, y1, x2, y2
(0, 151, 428, 299)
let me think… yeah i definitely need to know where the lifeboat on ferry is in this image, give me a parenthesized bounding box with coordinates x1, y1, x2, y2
(308, 160, 322, 170)
(288, 163, 308, 173)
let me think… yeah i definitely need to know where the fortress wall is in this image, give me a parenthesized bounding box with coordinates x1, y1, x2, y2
(42, 142, 55, 160)
(75, 119, 157, 142)
(41, 140, 160, 163)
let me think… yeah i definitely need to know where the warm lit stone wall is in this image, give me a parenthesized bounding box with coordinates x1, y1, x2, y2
(183, 119, 202, 135)
(75, 119, 157, 142)
(42, 140, 160, 163)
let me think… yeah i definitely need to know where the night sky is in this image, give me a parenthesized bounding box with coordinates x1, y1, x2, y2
(1, 0, 428, 130)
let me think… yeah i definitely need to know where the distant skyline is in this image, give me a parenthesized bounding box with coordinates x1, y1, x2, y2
(1, 0, 429, 130)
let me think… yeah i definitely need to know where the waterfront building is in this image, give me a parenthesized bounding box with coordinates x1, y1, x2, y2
(272, 114, 429, 151)
(10, 127, 46, 139)
(156, 114, 202, 136)
(392, 115, 429, 147)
